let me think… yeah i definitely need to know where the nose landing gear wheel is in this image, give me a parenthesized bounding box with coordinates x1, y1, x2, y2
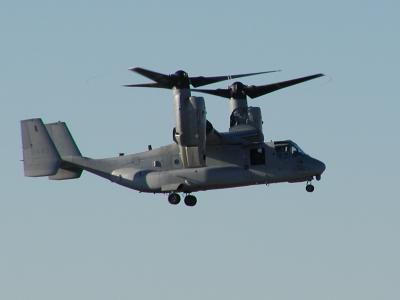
(306, 184, 315, 193)
(168, 193, 181, 205)
(184, 195, 197, 207)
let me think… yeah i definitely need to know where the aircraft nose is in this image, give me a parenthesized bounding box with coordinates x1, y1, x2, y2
(315, 159, 326, 174)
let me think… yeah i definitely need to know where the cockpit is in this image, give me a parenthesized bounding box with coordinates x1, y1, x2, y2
(274, 140, 306, 157)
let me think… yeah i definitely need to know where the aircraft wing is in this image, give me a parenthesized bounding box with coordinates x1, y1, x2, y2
(206, 121, 262, 145)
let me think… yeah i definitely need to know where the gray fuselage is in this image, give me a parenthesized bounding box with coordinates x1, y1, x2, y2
(65, 140, 325, 194)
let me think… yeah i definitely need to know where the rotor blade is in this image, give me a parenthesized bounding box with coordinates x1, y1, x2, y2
(191, 88, 231, 98)
(123, 82, 167, 88)
(245, 73, 324, 99)
(190, 70, 280, 88)
(129, 67, 172, 86)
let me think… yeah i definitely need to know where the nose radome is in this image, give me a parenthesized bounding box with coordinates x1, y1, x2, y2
(316, 159, 326, 174)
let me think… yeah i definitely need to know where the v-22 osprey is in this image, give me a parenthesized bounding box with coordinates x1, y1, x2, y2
(21, 67, 326, 206)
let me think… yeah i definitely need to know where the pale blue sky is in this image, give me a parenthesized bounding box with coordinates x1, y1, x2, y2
(1, 1, 399, 299)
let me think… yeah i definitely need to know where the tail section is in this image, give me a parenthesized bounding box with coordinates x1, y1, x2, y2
(21, 119, 60, 177)
(45, 122, 83, 180)
(21, 118, 83, 180)
(46, 122, 81, 157)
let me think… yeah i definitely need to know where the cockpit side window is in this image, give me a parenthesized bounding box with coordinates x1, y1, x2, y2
(275, 141, 304, 158)
(275, 144, 290, 156)
(292, 146, 299, 156)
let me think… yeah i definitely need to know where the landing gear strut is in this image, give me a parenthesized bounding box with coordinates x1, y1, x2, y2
(184, 195, 197, 207)
(168, 193, 181, 205)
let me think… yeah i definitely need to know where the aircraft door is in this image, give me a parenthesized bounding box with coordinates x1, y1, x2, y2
(250, 145, 266, 166)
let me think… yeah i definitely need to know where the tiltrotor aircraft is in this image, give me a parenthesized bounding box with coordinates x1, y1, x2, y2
(21, 67, 326, 206)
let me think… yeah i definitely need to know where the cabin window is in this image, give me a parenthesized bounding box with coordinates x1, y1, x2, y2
(153, 160, 162, 168)
(172, 155, 181, 167)
(250, 147, 265, 165)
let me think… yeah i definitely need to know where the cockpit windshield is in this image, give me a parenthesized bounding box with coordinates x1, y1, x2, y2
(274, 140, 306, 157)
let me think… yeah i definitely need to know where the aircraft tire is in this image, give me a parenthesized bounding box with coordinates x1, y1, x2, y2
(306, 184, 315, 193)
(184, 195, 197, 207)
(168, 193, 181, 205)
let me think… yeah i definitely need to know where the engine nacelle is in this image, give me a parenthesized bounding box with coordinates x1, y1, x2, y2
(228, 106, 264, 142)
(173, 92, 206, 167)
(247, 106, 263, 132)
(174, 96, 206, 147)
(230, 106, 263, 132)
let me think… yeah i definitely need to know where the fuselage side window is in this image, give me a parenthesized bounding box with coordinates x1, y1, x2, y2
(250, 147, 265, 165)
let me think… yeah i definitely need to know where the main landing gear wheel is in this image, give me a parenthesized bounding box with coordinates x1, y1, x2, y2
(168, 193, 181, 205)
(184, 195, 197, 207)
(306, 184, 315, 193)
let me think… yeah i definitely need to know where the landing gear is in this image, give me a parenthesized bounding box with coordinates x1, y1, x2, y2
(184, 195, 197, 207)
(306, 183, 315, 193)
(167, 193, 197, 206)
(168, 193, 181, 205)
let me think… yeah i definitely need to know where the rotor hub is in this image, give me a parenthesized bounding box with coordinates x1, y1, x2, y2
(229, 81, 247, 99)
(171, 70, 190, 89)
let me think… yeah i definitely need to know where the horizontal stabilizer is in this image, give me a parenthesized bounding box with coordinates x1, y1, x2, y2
(49, 166, 82, 180)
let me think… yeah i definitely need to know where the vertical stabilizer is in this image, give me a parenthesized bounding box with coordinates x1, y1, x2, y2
(46, 122, 81, 157)
(45, 122, 83, 180)
(21, 119, 60, 177)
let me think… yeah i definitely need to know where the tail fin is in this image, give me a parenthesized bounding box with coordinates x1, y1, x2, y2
(45, 122, 83, 180)
(46, 122, 81, 157)
(21, 119, 83, 180)
(21, 119, 60, 177)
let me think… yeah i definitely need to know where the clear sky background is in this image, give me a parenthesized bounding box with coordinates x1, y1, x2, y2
(1, 1, 399, 299)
